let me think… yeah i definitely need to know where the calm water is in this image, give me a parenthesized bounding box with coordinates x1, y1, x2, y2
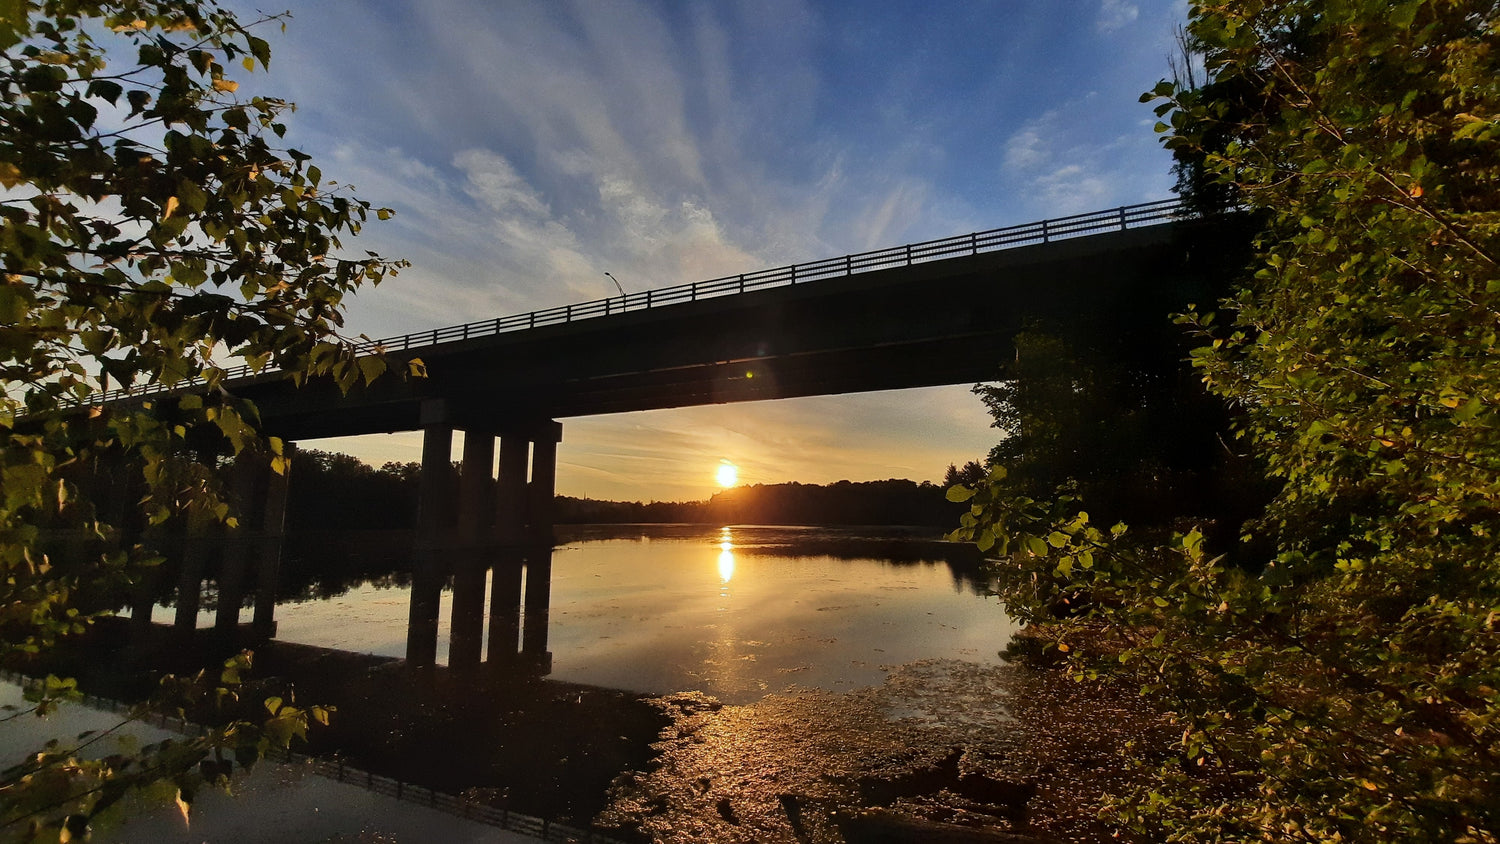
(264, 524, 1016, 704)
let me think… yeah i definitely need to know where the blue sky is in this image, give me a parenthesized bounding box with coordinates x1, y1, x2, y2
(221, 0, 1187, 501)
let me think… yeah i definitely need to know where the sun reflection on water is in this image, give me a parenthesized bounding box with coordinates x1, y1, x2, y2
(717, 527, 735, 584)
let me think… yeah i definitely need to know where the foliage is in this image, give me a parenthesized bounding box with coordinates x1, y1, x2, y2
(0, 654, 330, 841)
(285, 449, 420, 531)
(943, 460, 987, 489)
(953, 1, 1500, 840)
(0, 0, 408, 656)
(0, 1, 403, 836)
(973, 325, 1261, 545)
(707, 478, 958, 527)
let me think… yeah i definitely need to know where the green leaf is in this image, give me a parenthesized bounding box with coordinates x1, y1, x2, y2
(1454, 397, 1483, 423)
(357, 355, 386, 386)
(945, 485, 975, 503)
(976, 530, 995, 552)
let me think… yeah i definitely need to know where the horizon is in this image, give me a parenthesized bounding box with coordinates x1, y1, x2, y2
(304, 442, 964, 506)
(226, 0, 1187, 500)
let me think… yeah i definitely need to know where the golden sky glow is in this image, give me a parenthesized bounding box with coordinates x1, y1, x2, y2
(302, 385, 1003, 502)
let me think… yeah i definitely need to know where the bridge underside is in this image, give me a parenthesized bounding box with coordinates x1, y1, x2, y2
(239, 215, 1249, 441)
(62, 213, 1252, 670)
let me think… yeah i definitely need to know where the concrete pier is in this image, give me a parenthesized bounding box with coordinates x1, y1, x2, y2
(407, 416, 455, 666)
(403, 409, 560, 670)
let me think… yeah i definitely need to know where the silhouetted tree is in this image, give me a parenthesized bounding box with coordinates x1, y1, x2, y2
(943, 461, 987, 488)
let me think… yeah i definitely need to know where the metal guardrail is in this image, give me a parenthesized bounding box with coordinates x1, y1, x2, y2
(85, 198, 1190, 404)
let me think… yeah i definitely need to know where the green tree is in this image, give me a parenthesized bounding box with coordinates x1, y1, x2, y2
(972, 323, 1262, 548)
(1, 0, 408, 647)
(952, 1, 1500, 839)
(0, 1, 402, 836)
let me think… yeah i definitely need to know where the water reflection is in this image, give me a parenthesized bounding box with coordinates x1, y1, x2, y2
(127, 524, 1012, 705)
(538, 525, 1013, 703)
(53, 524, 1020, 833)
(718, 527, 736, 585)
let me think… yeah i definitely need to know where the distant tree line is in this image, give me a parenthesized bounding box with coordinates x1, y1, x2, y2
(286, 450, 421, 531)
(696, 479, 958, 527)
(285, 449, 966, 529)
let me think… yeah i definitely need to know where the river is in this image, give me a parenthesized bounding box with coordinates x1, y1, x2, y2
(13, 524, 1152, 841)
(267, 523, 1016, 704)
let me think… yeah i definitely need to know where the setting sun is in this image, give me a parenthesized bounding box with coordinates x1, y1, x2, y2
(716, 460, 738, 487)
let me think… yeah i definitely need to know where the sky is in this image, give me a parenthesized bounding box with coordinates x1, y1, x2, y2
(215, 0, 1188, 502)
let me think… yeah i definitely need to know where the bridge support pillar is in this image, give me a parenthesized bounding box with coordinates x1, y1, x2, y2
(487, 433, 529, 662)
(522, 422, 560, 660)
(214, 454, 261, 640)
(449, 432, 495, 669)
(128, 570, 157, 632)
(173, 521, 211, 638)
(526, 426, 560, 547)
(119, 460, 159, 637)
(407, 414, 456, 666)
(251, 444, 292, 640)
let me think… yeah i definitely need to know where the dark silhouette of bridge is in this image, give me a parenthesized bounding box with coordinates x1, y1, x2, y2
(80, 199, 1250, 670)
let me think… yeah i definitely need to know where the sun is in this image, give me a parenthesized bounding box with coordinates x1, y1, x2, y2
(716, 460, 738, 487)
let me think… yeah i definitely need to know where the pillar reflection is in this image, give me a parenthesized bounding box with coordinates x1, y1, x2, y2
(520, 546, 552, 667)
(405, 420, 453, 667)
(487, 551, 524, 658)
(403, 415, 559, 677)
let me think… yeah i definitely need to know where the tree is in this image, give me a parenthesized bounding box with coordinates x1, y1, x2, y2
(1, 0, 410, 646)
(943, 460, 987, 488)
(972, 325, 1263, 546)
(0, 1, 403, 835)
(951, 1, 1500, 839)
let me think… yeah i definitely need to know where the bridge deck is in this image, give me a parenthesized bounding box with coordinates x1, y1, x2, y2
(77, 201, 1252, 439)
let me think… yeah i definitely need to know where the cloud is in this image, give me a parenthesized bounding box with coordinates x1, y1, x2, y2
(1003, 124, 1050, 173)
(244, 0, 1180, 500)
(454, 149, 550, 218)
(1097, 0, 1141, 32)
(854, 181, 932, 251)
(1037, 164, 1114, 213)
(998, 95, 1171, 216)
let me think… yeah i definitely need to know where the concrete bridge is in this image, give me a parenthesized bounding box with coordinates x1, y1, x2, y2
(85, 199, 1251, 670)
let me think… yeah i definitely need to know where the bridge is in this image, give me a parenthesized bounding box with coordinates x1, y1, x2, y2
(80, 199, 1252, 671)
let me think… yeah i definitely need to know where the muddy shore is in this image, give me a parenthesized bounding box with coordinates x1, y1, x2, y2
(5, 621, 1175, 842)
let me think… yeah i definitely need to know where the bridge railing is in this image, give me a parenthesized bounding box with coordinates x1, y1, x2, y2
(84, 198, 1190, 403)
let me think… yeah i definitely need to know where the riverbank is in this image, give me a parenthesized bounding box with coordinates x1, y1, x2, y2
(2, 620, 668, 828)
(598, 653, 1177, 843)
(4, 621, 1172, 843)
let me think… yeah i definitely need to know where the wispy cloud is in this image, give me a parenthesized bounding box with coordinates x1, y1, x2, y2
(999, 94, 1171, 216)
(1098, 0, 1142, 32)
(243, 0, 1186, 498)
